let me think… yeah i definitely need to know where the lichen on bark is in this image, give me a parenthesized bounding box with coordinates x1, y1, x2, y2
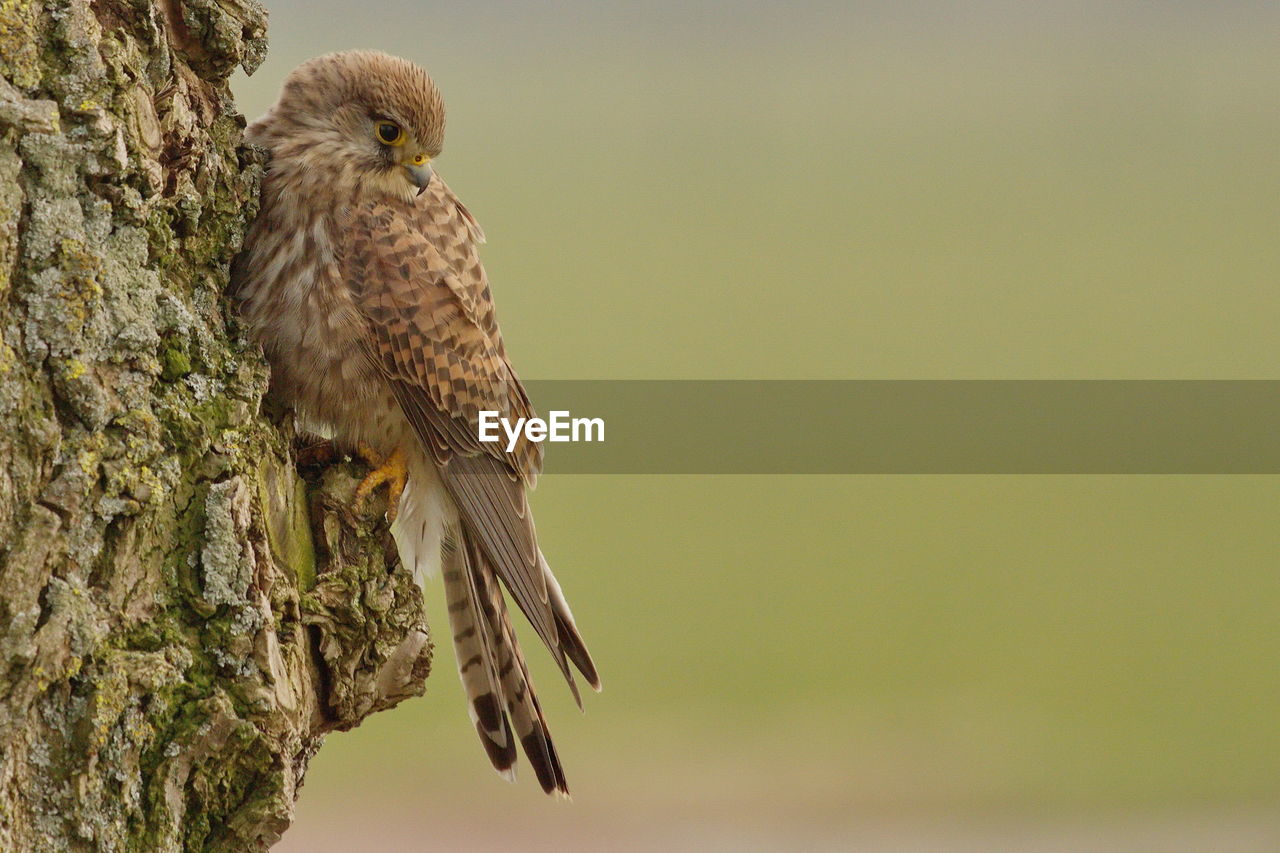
(0, 2, 432, 850)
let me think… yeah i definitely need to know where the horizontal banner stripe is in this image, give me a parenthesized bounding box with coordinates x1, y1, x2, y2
(510, 381, 1280, 474)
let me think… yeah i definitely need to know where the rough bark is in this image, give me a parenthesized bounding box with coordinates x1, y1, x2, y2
(0, 2, 432, 850)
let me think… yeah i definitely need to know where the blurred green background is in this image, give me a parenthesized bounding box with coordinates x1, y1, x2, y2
(233, 2, 1280, 850)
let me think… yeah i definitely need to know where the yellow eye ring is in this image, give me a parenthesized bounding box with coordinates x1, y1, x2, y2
(376, 122, 404, 146)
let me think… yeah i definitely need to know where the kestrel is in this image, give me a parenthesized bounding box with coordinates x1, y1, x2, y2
(233, 51, 599, 796)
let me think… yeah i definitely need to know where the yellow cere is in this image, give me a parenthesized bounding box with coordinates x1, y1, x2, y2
(411, 153, 429, 166)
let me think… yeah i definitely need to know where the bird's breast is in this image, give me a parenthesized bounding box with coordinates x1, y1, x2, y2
(238, 202, 407, 452)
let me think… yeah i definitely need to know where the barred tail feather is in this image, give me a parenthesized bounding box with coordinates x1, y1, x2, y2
(442, 526, 516, 780)
(394, 454, 586, 796)
(470, 537, 570, 796)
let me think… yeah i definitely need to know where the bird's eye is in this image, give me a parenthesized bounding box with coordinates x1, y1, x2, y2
(376, 122, 404, 145)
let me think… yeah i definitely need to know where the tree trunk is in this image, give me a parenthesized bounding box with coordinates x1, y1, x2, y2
(0, 2, 432, 849)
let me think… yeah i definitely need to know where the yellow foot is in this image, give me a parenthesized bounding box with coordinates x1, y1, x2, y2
(353, 444, 408, 522)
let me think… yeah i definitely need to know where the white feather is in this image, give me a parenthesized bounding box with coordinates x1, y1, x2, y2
(390, 452, 454, 583)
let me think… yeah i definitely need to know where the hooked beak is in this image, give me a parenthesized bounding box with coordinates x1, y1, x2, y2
(407, 162, 434, 195)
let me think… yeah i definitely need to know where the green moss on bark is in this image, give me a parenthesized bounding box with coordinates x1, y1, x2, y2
(0, 2, 431, 850)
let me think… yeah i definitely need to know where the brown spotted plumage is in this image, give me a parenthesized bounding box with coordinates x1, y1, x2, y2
(232, 50, 599, 796)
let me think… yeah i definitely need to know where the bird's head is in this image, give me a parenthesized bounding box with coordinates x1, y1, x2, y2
(247, 50, 445, 204)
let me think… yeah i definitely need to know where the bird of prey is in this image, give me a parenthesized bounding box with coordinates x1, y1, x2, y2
(232, 50, 599, 796)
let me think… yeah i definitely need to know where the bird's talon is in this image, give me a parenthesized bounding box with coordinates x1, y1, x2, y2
(353, 446, 408, 522)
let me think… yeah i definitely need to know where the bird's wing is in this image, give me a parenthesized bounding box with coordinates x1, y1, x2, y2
(341, 183, 596, 698)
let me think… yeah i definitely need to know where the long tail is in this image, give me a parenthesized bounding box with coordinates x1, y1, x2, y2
(443, 524, 570, 795)
(393, 452, 596, 795)
(441, 526, 517, 779)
